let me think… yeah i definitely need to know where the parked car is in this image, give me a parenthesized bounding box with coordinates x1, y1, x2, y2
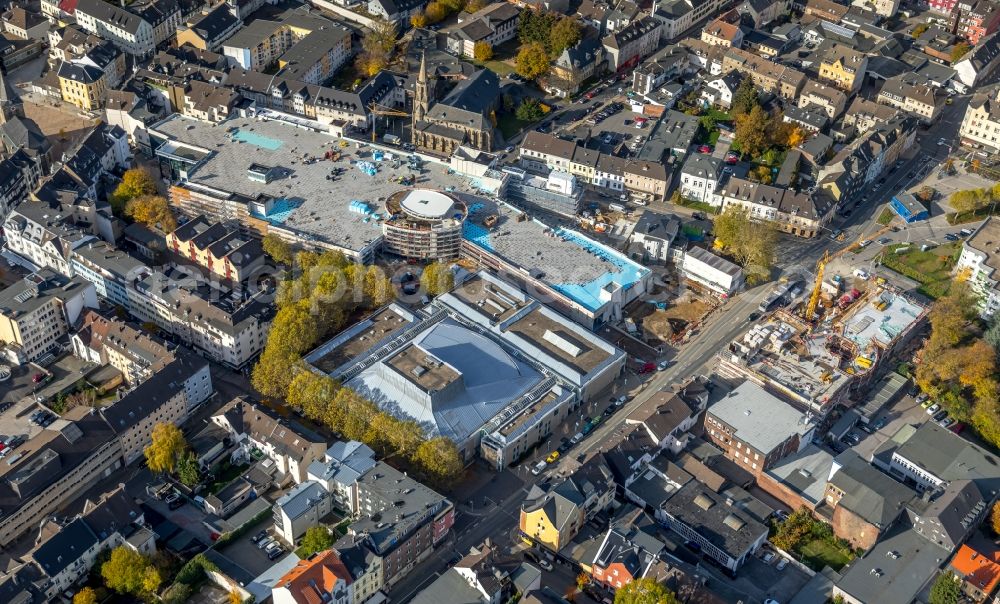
(251, 530, 268, 544)
(545, 451, 560, 464)
(939, 417, 955, 428)
(165, 493, 183, 510)
(571, 432, 584, 444)
(531, 460, 547, 475)
(258, 536, 274, 550)
(932, 409, 949, 422)
(267, 547, 285, 560)
(697, 145, 712, 153)
(776, 558, 789, 571)
(945, 233, 959, 241)
(762, 551, 775, 564)
(926, 403, 941, 415)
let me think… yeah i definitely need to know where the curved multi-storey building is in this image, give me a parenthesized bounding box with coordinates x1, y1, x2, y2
(382, 189, 467, 261)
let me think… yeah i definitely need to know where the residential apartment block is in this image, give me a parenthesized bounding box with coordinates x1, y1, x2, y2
(960, 89, 1000, 153)
(0, 270, 97, 363)
(797, 79, 847, 119)
(74, 0, 180, 57)
(32, 487, 154, 599)
(719, 177, 835, 238)
(817, 43, 867, 93)
(213, 397, 328, 484)
(446, 2, 520, 58)
(167, 215, 265, 284)
(704, 381, 815, 475)
(877, 72, 946, 124)
(100, 351, 211, 464)
(520, 459, 616, 551)
(519, 131, 670, 201)
(721, 47, 806, 99)
(0, 405, 124, 547)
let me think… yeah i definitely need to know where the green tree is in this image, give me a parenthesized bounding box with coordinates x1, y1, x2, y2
(613, 578, 680, 604)
(733, 105, 770, 159)
(473, 41, 493, 61)
(177, 451, 201, 487)
(286, 370, 340, 421)
(929, 572, 961, 604)
(713, 206, 777, 283)
(102, 546, 159, 596)
(465, 0, 488, 10)
(414, 437, 464, 485)
(411, 12, 427, 28)
(515, 42, 550, 80)
(420, 262, 454, 296)
(731, 78, 759, 116)
(515, 98, 545, 121)
(549, 16, 582, 56)
(911, 23, 929, 38)
(425, 1, 448, 23)
(144, 422, 186, 475)
(951, 42, 972, 63)
(111, 168, 158, 213)
(771, 507, 815, 551)
(519, 9, 558, 46)
(751, 165, 773, 184)
(125, 195, 177, 232)
(73, 587, 98, 604)
(949, 188, 989, 215)
(297, 526, 334, 558)
(263, 234, 294, 265)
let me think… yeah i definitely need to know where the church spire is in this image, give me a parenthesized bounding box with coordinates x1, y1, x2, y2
(413, 51, 429, 125)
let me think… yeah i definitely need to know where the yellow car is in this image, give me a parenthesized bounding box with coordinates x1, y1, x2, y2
(545, 451, 560, 464)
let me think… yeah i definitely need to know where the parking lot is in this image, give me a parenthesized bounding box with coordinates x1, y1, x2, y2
(217, 517, 286, 577)
(562, 102, 653, 157)
(0, 354, 101, 448)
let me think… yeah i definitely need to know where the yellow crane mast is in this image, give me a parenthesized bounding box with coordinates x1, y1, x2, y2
(369, 102, 410, 143)
(806, 250, 830, 321)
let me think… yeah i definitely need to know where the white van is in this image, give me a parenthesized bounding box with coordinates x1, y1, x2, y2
(609, 203, 626, 212)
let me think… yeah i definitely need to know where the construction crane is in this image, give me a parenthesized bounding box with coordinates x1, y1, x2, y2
(806, 250, 830, 322)
(802, 222, 896, 321)
(368, 102, 410, 143)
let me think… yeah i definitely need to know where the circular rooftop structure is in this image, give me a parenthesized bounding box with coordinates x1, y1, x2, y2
(383, 189, 467, 262)
(400, 190, 457, 220)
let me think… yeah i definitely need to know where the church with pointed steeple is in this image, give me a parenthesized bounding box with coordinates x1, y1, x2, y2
(410, 51, 499, 155)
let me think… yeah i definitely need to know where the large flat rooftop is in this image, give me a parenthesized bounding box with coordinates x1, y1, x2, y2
(386, 343, 462, 392)
(506, 307, 610, 374)
(463, 199, 649, 313)
(448, 273, 530, 323)
(150, 115, 474, 254)
(307, 306, 413, 374)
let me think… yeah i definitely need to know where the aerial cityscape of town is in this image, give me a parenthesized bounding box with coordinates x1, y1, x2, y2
(4, 0, 1000, 601)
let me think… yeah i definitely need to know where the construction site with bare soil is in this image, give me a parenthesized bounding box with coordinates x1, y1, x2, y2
(718, 251, 928, 415)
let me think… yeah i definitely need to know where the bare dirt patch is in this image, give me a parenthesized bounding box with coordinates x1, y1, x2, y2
(642, 294, 713, 342)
